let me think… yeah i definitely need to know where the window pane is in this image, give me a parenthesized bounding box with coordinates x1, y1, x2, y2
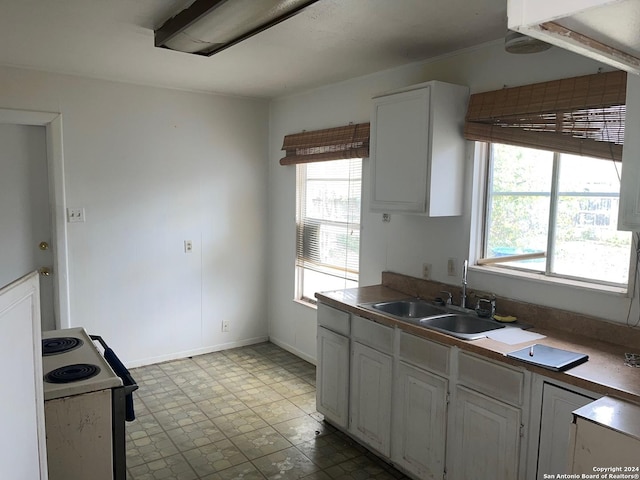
(485, 144, 553, 271)
(296, 158, 362, 302)
(552, 154, 631, 284)
(301, 269, 358, 302)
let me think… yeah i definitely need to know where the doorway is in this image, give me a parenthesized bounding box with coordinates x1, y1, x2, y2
(0, 124, 55, 329)
(0, 109, 69, 330)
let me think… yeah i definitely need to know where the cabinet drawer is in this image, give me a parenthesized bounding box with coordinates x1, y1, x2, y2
(352, 315, 393, 354)
(399, 331, 449, 376)
(458, 352, 524, 406)
(318, 303, 350, 336)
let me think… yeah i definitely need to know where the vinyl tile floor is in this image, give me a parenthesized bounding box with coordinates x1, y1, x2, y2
(127, 342, 408, 480)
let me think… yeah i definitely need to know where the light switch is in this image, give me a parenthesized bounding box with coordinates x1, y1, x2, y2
(67, 208, 85, 223)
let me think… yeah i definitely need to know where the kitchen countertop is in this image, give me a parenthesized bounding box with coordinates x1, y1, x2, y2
(573, 396, 640, 439)
(316, 284, 640, 404)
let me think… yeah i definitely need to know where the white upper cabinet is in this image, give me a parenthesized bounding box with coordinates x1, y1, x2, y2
(369, 81, 469, 216)
(619, 74, 640, 230)
(508, 0, 640, 74)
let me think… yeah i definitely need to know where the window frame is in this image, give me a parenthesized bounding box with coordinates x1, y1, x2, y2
(479, 142, 632, 291)
(295, 158, 363, 305)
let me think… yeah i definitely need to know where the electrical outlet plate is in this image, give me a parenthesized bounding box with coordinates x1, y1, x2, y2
(447, 258, 457, 276)
(184, 240, 193, 253)
(422, 263, 431, 279)
(222, 320, 230, 332)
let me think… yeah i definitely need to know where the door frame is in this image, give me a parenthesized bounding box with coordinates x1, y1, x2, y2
(0, 108, 70, 329)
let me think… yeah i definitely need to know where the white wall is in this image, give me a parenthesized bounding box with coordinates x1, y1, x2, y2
(0, 66, 270, 366)
(267, 40, 634, 362)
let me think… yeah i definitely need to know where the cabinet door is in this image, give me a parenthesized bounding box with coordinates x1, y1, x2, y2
(450, 386, 521, 480)
(370, 87, 431, 213)
(537, 384, 595, 476)
(618, 74, 640, 230)
(392, 362, 447, 480)
(316, 327, 350, 428)
(350, 341, 393, 456)
(570, 418, 640, 473)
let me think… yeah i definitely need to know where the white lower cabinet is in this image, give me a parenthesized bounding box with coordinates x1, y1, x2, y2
(391, 361, 447, 480)
(349, 341, 393, 456)
(316, 326, 350, 428)
(449, 386, 521, 480)
(569, 397, 640, 473)
(314, 303, 591, 480)
(536, 383, 596, 477)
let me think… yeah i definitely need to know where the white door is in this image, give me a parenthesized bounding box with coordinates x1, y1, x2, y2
(392, 362, 447, 480)
(538, 384, 595, 476)
(450, 386, 521, 480)
(350, 341, 393, 456)
(0, 272, 48, 479)
(0, 123, 54, 330)
(316, 326, 350, 428)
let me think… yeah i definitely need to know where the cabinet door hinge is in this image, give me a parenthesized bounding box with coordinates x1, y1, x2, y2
(520, 423, 525, 437)
(443, 468, 447, 480)
(446, 392, 451, 405)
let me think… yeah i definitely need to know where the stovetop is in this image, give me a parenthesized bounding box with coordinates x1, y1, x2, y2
(42, 327, 123, 400)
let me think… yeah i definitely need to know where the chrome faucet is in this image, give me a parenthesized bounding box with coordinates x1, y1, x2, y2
(461, 259, 468, 309)
(440, 290, 453, 305)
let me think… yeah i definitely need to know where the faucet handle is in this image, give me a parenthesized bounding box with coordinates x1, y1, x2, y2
(439, 291, 453, 305)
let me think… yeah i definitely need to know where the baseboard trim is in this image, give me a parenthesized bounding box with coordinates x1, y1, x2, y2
(125, 336, 269, 368)
(268, 337, 316, 365)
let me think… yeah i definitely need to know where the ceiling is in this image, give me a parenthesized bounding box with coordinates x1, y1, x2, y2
(0, 0, 507, 98)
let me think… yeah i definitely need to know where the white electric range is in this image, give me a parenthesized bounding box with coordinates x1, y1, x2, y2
(42, 327, 123, 399)
(42, 327, 136, 480)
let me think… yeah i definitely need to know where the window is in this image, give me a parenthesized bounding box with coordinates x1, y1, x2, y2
(483, 143, 632, 286)
(296, 158, 362, 303)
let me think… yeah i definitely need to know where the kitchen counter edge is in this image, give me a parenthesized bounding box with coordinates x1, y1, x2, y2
(316, 285, 640, 405)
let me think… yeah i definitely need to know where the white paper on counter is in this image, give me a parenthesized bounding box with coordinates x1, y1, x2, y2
(486, 327, 546, 345)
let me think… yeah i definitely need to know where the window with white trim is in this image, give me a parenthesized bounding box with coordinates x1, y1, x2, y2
(483, 143, 632, 286)
(295, 158, 362, 303)
(465, 71, 633, 288)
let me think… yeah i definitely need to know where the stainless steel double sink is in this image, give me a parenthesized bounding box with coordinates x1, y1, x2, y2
(359, 299, 505, 340)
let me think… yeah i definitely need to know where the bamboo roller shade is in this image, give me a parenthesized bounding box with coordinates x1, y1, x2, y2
(280, 122, 370, 165)
(464, 70, 627, 161)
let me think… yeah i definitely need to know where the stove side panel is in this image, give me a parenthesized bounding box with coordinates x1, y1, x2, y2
(44, 389, 113, 480)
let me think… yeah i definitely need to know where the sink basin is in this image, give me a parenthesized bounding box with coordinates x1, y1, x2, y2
(366, 300, 446, 319)
(359, 300, 505, 340)
(419, 314, 505, 340)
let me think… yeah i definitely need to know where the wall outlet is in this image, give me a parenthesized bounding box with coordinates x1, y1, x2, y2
(447, 258, 457, 276)
(422, 263, 432, 279)
(222, 320, 230, 332)
(184, 240, 193, 253)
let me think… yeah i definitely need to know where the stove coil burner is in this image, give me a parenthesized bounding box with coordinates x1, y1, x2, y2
(45, 364, 101, 383)
(42, 337, 84, 356)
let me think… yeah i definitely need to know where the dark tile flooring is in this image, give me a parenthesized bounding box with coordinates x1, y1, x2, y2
(127, 342, 407, 480)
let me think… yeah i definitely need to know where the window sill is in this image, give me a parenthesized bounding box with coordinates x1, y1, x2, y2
(469, 264, 629, 297)
(294, 298, 318, 310)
